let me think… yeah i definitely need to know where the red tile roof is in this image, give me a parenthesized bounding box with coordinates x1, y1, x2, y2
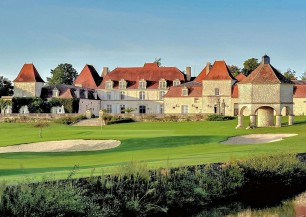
(240, 63, 292, 84)
(293, 84, 306, 98)
(98, 63, 185, 89)
(164, 81, 202, 97)
(235, 73, 246, 82)
(74, 64, 102, 89)
(194, 65, 210, 82)
(231, 84, 239, 98)
(13, 64, 45, 82)
(202, 61, 236, 80)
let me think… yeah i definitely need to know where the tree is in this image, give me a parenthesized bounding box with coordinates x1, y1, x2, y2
(228, 65, 241, 77)
(283, 68, 297, 80)
(154, 57, 162, 67)
(301, 70, 306, 80)
(33, 121, 50, 138)
(242, 58, 260, 76)
(47, 63, 78, 85)
(0, 76, 13, 97)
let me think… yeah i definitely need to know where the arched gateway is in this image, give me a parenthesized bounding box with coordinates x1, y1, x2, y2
(236, 55, 294, 128)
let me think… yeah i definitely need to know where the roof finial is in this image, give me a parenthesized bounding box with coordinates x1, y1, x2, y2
(262, 54, 270, 64)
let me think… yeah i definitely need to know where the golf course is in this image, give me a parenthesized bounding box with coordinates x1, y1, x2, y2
(1, 116, 306, 182)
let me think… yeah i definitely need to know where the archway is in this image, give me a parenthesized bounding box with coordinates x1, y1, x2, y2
(236, 106, 250, 128)
(281, 106, 294, 126)
(255, 106, 275, 127)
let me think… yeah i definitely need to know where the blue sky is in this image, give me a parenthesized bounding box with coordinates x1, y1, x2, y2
(1, 0, 306, 80)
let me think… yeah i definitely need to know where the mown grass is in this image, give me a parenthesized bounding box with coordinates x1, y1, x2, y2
(0, 116, 306, 182)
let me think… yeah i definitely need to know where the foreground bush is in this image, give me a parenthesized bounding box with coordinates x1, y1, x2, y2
(207, 114, 235, 121)
(1, 153, 306, 216)
(53, 115, 86, 125)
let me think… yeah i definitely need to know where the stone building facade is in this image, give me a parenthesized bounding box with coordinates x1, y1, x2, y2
(5, 55, 306, 127)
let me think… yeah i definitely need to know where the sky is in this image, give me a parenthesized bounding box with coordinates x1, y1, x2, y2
(1, 0, 306, 81)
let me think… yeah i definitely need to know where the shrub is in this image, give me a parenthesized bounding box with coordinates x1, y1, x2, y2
(54, 115, 86, 125)
(207, 114, 235, 121)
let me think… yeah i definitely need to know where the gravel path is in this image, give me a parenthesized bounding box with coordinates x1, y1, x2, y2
(221, 134, 297, 144)
(0, 140, 120, 153)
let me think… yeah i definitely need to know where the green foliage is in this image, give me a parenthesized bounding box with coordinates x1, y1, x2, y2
(228, 65, 241, 77)
(47, 63, 78, 85)
(123, 107, 135, 114)
(283, 68, 296, 80)
(301, 70, 306, 80)
(12, 97, 79, 113)
(154, 57, 162, 66)
(242, 58, 260, 76)
(207, 114, 235, 121)
(54, 115, 86, 125)
(0, 99, 11, 112)
(33, 121, 50, 138)
(0, 76, 13, 97)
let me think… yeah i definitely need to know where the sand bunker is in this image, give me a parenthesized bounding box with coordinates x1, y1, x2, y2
(0, 140, 120, 153)
(221, 134, 297, 144)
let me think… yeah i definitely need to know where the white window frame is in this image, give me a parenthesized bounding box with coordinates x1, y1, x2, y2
(120, 104, 125, 113)
(106, 80, 113, 89)
(120, 91, 125, 100)
(173, 79, 181, 86)
(139, 91, 145, 100)
(181, 105, 188, 114)
(159, 79, 167, 89)
(119, 79, 127, 89)
(106, 92, 111, 100)
(182, 87, 188, 96)
(107, 105, 112, 113)
(160, 91, 166, 100)
(139, 79, 147, 89)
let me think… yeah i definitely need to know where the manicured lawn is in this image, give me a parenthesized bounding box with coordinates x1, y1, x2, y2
(1, 116, 306, 182)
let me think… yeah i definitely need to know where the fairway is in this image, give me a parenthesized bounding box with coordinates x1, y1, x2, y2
(1, 117, 306, 182)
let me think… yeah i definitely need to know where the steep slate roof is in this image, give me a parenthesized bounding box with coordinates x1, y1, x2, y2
(98, 63, 185, 89)
(235, 73, 246, 82)
(202, 61, 236, 80)
(13, 63, 45, 82)
(164, 81, 202, 97)
(194, 65, 210, 82)
(41, 84, 100, 100)
(239, 63, 293, 84)
(74, 64, 102, 89)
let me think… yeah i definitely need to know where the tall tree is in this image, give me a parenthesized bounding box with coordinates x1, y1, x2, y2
(0, 76, 13, 97)
(301, 70, 306, 80)
(154, 57, 162, 67)
(283, 68, 296, 80)
(228, 65, 241, 77)
(47, 63, 78, 85)
(242, 58, 260, 76)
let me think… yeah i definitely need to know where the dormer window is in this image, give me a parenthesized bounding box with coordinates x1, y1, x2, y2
(106, 80, 113, 89)
(173, 79, 181, 86)
(139, 79, 147, 89)
(215, 88, 220, 96)
(119, 79, 127, 89)
(52, 88, 59, 97)
(182, 87, 188, 96)
(159, 79, 167, 89)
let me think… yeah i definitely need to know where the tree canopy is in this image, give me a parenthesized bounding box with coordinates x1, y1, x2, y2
(47, 63, 78, 85)
(228, 65, 241, 77)
(242, 58, 260, 76)
(0, 76, 13, 97)
(283, 68, 296, 80)
(300, 70, 306, 80)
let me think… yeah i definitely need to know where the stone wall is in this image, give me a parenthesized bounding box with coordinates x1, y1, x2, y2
(79, 99, 101, 116)
(164, 97, 202, 114)
(14, 82, 44, 97)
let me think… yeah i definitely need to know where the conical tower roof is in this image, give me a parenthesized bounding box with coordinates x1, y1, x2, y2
(74, 64, 102, 88)
(240, 55, 293, 84)
(13, 63, 44, 82)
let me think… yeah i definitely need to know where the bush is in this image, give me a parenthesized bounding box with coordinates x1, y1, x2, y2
(207, 114, 235, 121)
(54, 115, 86, 125)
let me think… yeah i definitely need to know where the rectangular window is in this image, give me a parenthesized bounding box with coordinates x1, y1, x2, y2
(106, 92, 111, 100)
(120, 91, 125, 100)
(215, 88, 220, 96)
(106, 81, 112, 89)
(159, 105, 164, 114)
(182, 89, 188, 96)
(120, 105, 125, 114)
(181, 105, 188, 114)
(159, 81, 167, 89)
(139, 81, 146, 89)
(160, 91, 166, 100)
(107, 105, 112, 113)
(119, 81, 126, 89)
(194, 98, 199, 103)
(173, 80, 180, 86)
(139, 105, 146, 114)
(139, 91, 145, 100)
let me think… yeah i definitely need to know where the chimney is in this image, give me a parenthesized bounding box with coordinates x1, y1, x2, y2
(262, 54, 270, 64)
(102, 67, 109, 77)
(206, 62, 211, 75)
(186, 66, 191, 81)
